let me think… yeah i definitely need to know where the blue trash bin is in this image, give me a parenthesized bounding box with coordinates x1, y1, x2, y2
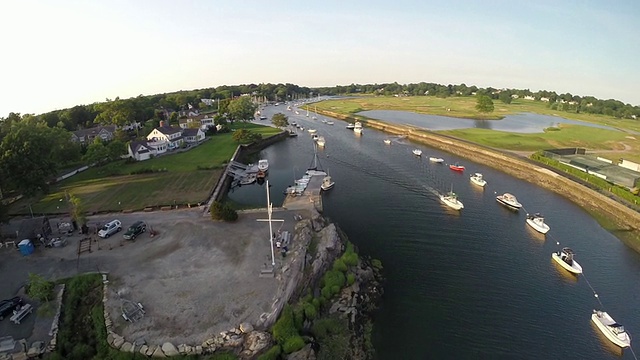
(18, 239, 34, 256)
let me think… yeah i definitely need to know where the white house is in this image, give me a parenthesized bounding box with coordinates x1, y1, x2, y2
(128, 124, 205, 161)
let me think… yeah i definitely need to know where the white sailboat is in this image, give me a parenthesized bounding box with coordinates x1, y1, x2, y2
(439, 185, 464, 210)
(306, 142, 327, 176)
(353, 121, 363, 134)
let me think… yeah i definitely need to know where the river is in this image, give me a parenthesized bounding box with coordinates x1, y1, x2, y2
(227, 106, 640, 359)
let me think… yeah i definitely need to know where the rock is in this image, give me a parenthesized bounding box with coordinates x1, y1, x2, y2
(195, 345, 203, 355)
(112, 335, 125, 349)
(152, 345, 166, 358)
(177, 344, 187, 354)
(121, 342, 133, 352)
(146, 345, 157, 356)
(225, 334, 244, 347)
(139, 345, 149, 355)
(106, 333, 114, 346)
(245, 331, 271, 353)
(287, 344, 316, 360)
(161, 342, 179, 356)
(239, 322, 254, 333)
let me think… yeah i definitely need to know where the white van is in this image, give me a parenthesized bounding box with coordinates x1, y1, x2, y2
(98, 220, 122, 238)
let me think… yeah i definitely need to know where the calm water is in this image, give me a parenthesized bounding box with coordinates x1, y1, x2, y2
(359, 110, 620, 133)
(228, 107, 640, 359)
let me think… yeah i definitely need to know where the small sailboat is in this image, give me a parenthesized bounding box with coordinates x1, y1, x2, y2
(439, 185, 464, 210)
(429, 157, 444, 163)
(306, 142, 327, 176)
(412, 149, 422, 156)
(384, 139, 392, 145)
(469, 173, 487, 187)
(551, 247, 583, 274)
(316, 136, 326, 147)
(353, 121, 363, 134)
(306, 108, 310, 117)
(591, 310, 631, 348)
(526, 213, 550, 234)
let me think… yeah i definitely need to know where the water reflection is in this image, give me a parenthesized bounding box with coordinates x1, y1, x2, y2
(359, 110, 621, 133)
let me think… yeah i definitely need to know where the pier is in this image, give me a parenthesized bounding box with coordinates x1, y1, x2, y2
(282, 174, 324, 212)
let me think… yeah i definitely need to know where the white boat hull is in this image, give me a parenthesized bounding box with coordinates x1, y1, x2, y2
(429, 157, 444, 163)
(413, 150, 422, 156)
(591, 311, 631, 348)
(551, 253, 583, 274)
(526, 218, 550, 234)
(440, 195, 464, 210)
(496, 197, 522, 210)
(470, 177, 486, 187)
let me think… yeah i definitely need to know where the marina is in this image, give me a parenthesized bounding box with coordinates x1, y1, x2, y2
(229, 104, 640, 360)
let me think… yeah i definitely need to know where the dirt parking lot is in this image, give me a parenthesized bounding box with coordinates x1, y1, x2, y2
(0, 207, 306, 347)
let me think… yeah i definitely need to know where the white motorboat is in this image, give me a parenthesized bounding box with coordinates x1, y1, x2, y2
(258, 159, 269, 172)
(591, 310, 631, 348)
(320, 175, 335, 191)
(311, 134, 319, 141)
(526, 213, 550, 234)
(316, 136, 326, 147)
(384, 139, 392, 145)
(295, 111, 300, 115)
(412, 149, 422, 156)
(346, 123, 355, 130)
(327, 121, 334, 125)
(287, 106, 292, 111)
(470, 173, 487, 187)
(322, 119, 327, 124)
(439, 186, 464, 210)
(308, 129, 317, 134)
(353, 121, 363, 134)
(551, 247, 583, 274)
(429, 157, 444, 163)
(496, 193, 522, 210)
(239, 173, 257, 185)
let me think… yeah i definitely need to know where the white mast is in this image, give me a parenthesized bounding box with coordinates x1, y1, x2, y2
(266, 180, 276, 266)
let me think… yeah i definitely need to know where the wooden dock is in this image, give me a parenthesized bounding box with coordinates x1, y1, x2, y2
(282, 175, 324, 212)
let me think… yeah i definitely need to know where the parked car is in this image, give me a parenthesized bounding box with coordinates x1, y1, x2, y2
(123, 221, 147, 241)
(0, 296, 24, 320)
(98, 220, 122, 238)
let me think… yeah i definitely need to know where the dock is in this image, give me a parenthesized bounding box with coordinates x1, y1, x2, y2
(282, 174, 324, 212)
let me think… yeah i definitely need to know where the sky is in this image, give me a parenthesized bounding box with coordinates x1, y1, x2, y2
(1, 0, 640, 117)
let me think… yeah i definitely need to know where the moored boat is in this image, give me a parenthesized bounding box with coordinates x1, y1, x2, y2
(327, 121, 334, 125)
(316, 136, 326, 147)
(412, 149, 422, 156)
(353, 121, 363, 134)
(449, 163, 465, 172)
(526, 213, 550, 234)
(320, 175, 335, 191)
(258, 159, 269, 172)
(239, 173, 257, 185)
(384, 139, 392, 145)
(496, 193, 522, 210)
(470, 173, 487, 187)
(439, 186, 464, 210)
(551, 247, 583, 274)
(591, 310, 631, 348)
(429, 157, 444, 163)
(346, 123, 355, 130)
(308, 129, 317, 134)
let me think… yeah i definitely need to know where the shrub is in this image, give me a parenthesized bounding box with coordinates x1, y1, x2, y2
(271, 305, 298, 344)
(346, 273, 356, 286)
(371, 259, 383, 270)
(303, 302, 317, 320)
(312, 297, 321, 310)
(210, 201, 238, 222)
(322, 270, 346, 289)
(331, 285, 341, 296)
(341, 252, 358, 267)
(257, 345, 281, 360)
(321, 286, 332, 300)
(282, 336, 305, 354)
(27, 273, 54, 302)
(332, 259, 348, 272)
(293, 304, 305, 330)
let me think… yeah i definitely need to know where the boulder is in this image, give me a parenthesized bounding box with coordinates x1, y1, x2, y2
(146, 345, 157, 356)
(112, 335, 125, 349)
(151, 345, 166, 358)
(287, 344, 316, 360)
(161, 342, 179, 356)
(139, 345, 149, 355)
(239, 322, 254, 333)
(120, 342, 133, 353)
(245, 331, 271, 353)
(195, 345, 203, 355)
(225, 334, 244, 347)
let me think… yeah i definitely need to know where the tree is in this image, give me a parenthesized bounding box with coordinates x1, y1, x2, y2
(94, 97, 135, 127)
(0, 121, 59, 195)
(271, 113, 289, 128)
(475, 95, 495, 113)
(82, 139, 110, 165)
(68, 194, 86, 227)
(27, 273, 54, 302)
(227, 96, 257, 122)
(106, 140, 126, 161)
(499, 92, 512, 104)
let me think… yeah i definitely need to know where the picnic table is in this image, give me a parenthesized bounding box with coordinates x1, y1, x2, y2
(10, 303, 32, 324)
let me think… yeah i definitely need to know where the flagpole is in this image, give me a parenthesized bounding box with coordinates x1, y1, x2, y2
(266, 180, 276, 266)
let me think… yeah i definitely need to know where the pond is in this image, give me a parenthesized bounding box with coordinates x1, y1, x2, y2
(358, 110, 621, 133)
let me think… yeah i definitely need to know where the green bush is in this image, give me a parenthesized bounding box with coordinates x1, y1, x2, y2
(322, 270, 346, 289)
(312, 297, 321, 310)
(303, 302, 317, 320)
(341, 252, 358, 267)
(371, 259, 383, 270)
(257, 345, 281, 360)
(321, 286, 332, 300)
(331, 285, 341, 296)
(271, 305, 298, 344)
(282, 336, 306, 354)
(293, 304, 305, 330)
(210, 201, 238, 222)
(332, 259, 348, 272)
(346, 273, 356, 286)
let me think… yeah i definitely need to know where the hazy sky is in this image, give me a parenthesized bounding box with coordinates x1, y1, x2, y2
(1, 0, 639, 117)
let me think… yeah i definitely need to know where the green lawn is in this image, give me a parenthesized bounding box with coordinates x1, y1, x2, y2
(10, 122, 282, 215)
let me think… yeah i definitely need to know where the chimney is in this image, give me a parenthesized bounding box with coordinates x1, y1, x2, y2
(159, 120, 165, 128)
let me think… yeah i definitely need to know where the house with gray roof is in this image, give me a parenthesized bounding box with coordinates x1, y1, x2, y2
(71, 125, 116, 143)
(128, 123, 205, 161)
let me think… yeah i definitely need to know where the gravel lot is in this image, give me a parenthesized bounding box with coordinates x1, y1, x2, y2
(0, 207, 303, 347)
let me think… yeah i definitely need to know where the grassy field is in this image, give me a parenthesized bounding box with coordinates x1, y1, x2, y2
(312, 96, 640, 162)
(10, 122, 282, 215)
